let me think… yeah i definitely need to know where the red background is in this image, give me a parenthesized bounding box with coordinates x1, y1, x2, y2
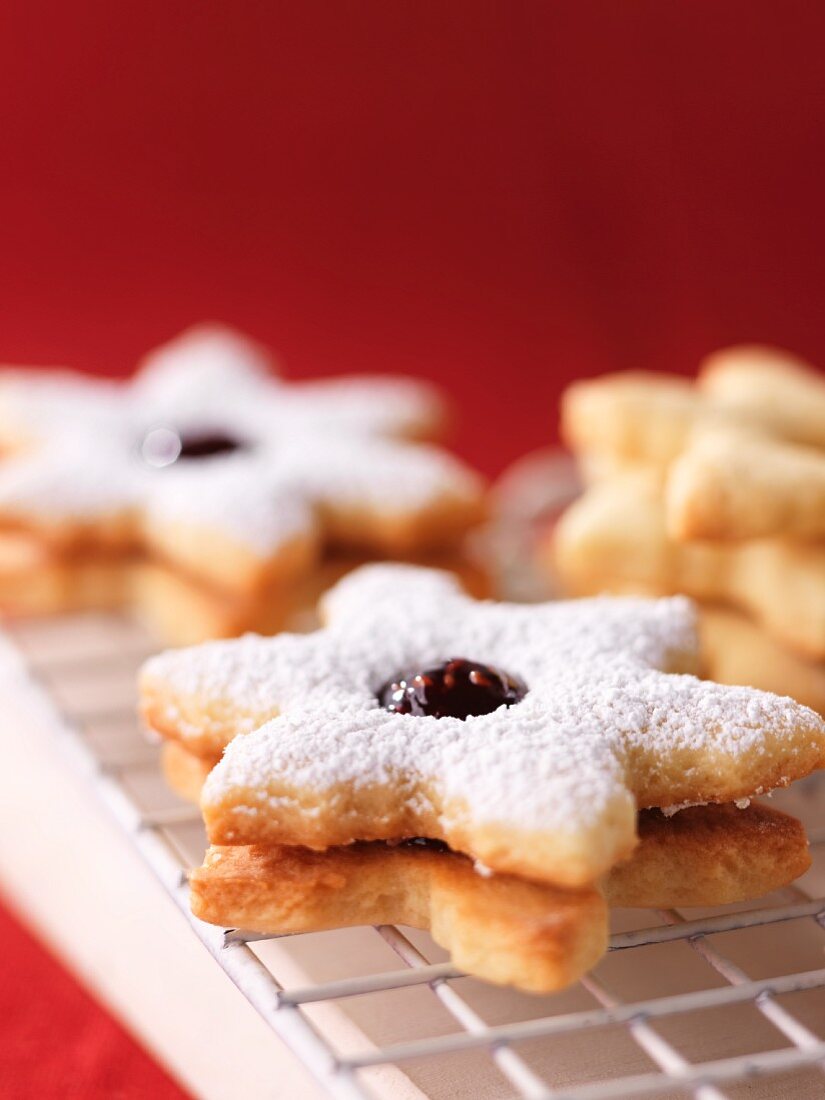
(3, 2, 825, 478)
(3, 3, 825, 1095)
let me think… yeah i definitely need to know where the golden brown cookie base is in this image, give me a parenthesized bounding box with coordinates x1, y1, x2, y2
(0, 531, 131, 615)
(561, 371, 701, 469)
(551, 473, 825, 660)
(190, 803, 808, 992)
(666, 427, 825, 542)
(192, 840, 608, 993)
(161, 741, 219, 803)
(0, 535, 489, 645)
(604, 803, 810, 907)
(560, 350, 825, 474)
(699, 345, 825, 451)
(560, 353, 825, 544)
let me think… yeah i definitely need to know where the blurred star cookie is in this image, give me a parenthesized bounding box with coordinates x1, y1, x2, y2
(0, 325, 486, 642)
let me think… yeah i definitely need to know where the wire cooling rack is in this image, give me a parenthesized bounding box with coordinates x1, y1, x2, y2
(6, 609, 825, 1100)
(5, 453, 825, 1099)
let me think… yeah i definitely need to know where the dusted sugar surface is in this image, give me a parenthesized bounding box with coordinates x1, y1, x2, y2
(0, 324, 482, 555)
(144, 565, 825, 881)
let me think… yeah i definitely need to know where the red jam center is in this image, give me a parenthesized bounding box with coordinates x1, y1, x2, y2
(177, 432, 244, 459)
(399, 838, 450, 852)
(377, 657, 527, 720)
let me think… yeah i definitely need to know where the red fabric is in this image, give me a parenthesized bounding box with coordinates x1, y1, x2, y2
(0, 897, 188, 1098)
(2, 3, 825, 1094)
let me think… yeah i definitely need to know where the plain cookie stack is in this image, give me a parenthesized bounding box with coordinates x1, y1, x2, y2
(551, 346, 825, 717)
(140, 564, 825, 992)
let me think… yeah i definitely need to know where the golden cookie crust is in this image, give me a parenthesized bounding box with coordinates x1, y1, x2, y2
(560, 351, 825, 547)
(604, 803, 810, 907)
(190, 803, 808, 992)
(666, 427, 825, 542)
(562, 350, 825, 480)
(698, 345, 825, 451)
(0, 532, 130, 615)
(561, 372, 703, 469)
(553, 473, 825, 660)
(0, 527, 487, 647)
(192, 841, 608, 993)
(161, 741, 219, 803)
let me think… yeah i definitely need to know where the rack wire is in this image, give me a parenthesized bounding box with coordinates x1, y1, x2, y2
(5, 453, 825, 1099)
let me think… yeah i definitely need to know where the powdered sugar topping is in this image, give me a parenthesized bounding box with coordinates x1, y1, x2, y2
(0, 325, 482, 558)
(142, 564, 825, 847)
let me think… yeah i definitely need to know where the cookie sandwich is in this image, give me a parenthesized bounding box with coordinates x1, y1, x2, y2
(140, 565, 825, 991)
(0, 325, 486, 643)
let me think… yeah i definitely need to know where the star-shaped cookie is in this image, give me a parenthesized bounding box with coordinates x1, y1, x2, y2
(141, 564, 825, 887)
(0, 325, 485, 597)
(188, 803, 809, 992)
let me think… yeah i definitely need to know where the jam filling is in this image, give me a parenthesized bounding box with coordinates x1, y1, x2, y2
(176, 431, 244, 459)
(398, 837, 450, 852)
(140, 426, 248, 468)
(377, 657, 527, 720)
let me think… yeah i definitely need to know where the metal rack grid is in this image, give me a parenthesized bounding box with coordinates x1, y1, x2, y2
(6, 450, 825, 1100)
(6, 609, 825, 1100)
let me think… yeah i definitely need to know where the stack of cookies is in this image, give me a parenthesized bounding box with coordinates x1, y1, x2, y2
(0, 324, 486, 645)
(551, 346, 825, 716)
(140, 563, 825, 992)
